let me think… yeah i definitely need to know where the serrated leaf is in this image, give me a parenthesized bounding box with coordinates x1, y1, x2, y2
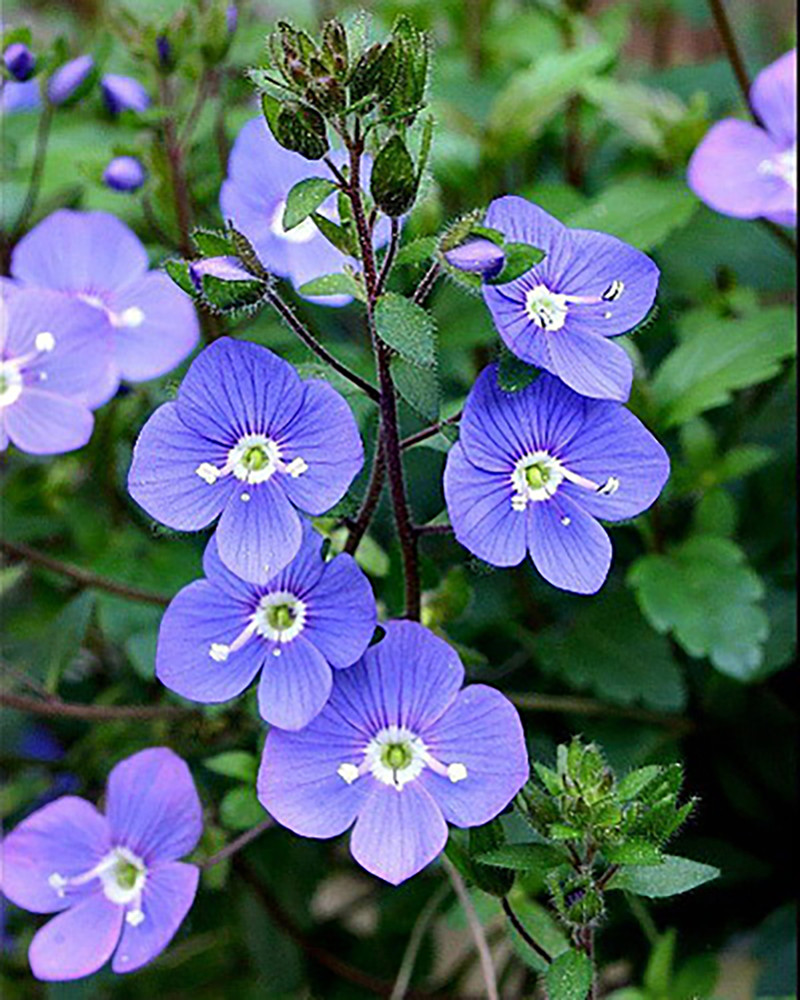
(506, 895, 570, 973)
(609, 854, 719, 898)
(371, 133, 417, 217)
(628, 535, 768, 680)
(391, 356, 439, 421)
(617, 766, 663, 802)
(200, 273, 267, 312)
(486, 242, 545, 285)
(567, 177, 698, 251)
(477, 844, 564, 875)
(375, 292, 437, 368)
(164, 258, 197, 296)
(546, 948, 594, 1000)
(550, 824, 582, 841)
(311, 211, 359, 257)
(605, 840, 663, 865)
(283, 177, 338, 230)
(298, 271, 363, 300)
(650, 306, 796, 428)
(395, 235, 437, 266)
(205, 751, 258, 784)
(192, 228, 236, 257)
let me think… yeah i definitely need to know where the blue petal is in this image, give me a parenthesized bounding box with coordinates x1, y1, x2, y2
(527, 494, 612, 594)
(544, 324, 633, 402)
(29, 893, 123, 981)
(257, 635, 332, 729)
(303, 552, 376, 669)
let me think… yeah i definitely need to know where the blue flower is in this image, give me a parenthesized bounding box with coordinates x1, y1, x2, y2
(444, 237, 505, 278)
(157, 522, 376, 729)
(103, 156, 147, 192)
(443, 364, 670, 594)
(4, 42, 36, 82)
(481, 196, 659, 402)
(101, 74, 150, 115)
(127, 337, 364, 583)
(47, 55, 94, 105)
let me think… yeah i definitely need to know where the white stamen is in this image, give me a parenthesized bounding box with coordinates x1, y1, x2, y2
(597, 476, 620, 496)
(118, 306, 145, 328)
(561, 516, 571, 526)
(602, 280, 625, 301)
(126, 908, 145, 927)
(196, 462, 221, 484)
(510, 451, 620, 511)
(241, 492, 251, 502)
(337, 725, 469, 792)
(273, 648, 281, 657)
(48, 873, 68, 897)
(35, 331, 56, 352)
(337, 763, 360, 784)
(209, 643, 230, 662)
(285, 457, 308, 478)
(603, 311, 612, 319)
(207, 592, 306, 663)
(758, 143, 797, 190)
(525, 284, 569, 331)
(195, 434, 309, 489)
(447, 763, 468, 783)
(48, 847, 147, 910)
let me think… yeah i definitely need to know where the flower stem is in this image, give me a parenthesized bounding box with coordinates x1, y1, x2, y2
(376, 217, 402, 297)
(441, 855, 499, 1000)
(706, 0, 762, 125)
(0, 691, 186, 721)
(10, 100, 53, 241)
(413, 261, 442, 305)
(401, 410, 462, 450)
(501, 896, 553, 965)
(202, 818, 274, 868)
(345, 432, 386, 554)
(390, 883, 450, 1000)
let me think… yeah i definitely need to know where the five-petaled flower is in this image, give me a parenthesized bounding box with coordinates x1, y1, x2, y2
(10, 209, 199, 386)
(156, 522, 376, 729)
(481, 196, 659, 402)
(443, 365, 669, 595)
(0, 748, 202, 981)
(1, 289, 116, 454)
(258, 621, 529, 885)
(220, 118, 389, 305)
(688, 48, 796, 228)
(128, 337, 364, 583)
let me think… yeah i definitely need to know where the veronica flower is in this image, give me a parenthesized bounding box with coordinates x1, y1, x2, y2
(1, 77, 40, 114)
(258, 620, 528, 885)
(0, 748, 202, 981)
(443, 365, 669, 595)
(47, 55, 94, 105)
(103, 156, 146, 192)
(688, 49, 796, 227)
(1, 289, 116, 454)
(481, 196, 659, 402)
(100, 74, 150, 115)
(220, 118, 389, 305)
(157, 522, 376, 729)
(444, 237, 505, 278)
(10, 209, 198, 384)
(128, 337, 364, 583)
(4, 42, 36, 81)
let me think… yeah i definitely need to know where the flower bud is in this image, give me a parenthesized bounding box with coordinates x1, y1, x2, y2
(4, 42, 36, 82)
(188, 256, 255, 293)
(1, 78, 40, 115)
(444, 238, 505, 279)
(156, 35, 173, 70)
(103, 156, 147, 192)
(101, 74, 150, 115)
(47, 54, 94, 105)
(226, 4, 238, 34)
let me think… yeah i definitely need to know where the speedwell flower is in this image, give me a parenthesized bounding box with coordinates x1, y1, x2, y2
(100, 74, 150, 115)
(443, 365, 669, 595)
(4, 42, 36, 82)
(128, 337, 364, 583)
(47, 55, 94, 105)
(688, 48, 796, 227)
(220, 118, 389, 305)
(156, 522, 376, 729)
(481, 196, 659, 402)
(258, 621, 528, 885)
(103, 156, 146, 192)
(1, 289, 116, 454)
(0, 748, 202, 981)
(10, 210, 199, 385)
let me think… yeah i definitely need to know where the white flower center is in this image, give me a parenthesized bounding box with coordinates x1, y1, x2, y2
(510, 450, 620, 512)
(336, 724, 468, 791)
(524, 279, 626, 330)
(758, 142, 797, 191)
(195, 432, 308, 491)
(0, 331, 57, 408)
(209, 591, 307, 662)
(48, 846, 147, 926)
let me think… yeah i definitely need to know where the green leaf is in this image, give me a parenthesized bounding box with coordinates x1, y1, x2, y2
(477, 844, 564, 875)
(628, 535, 768, 680)
(311, 211, 359, 257)
(192, 227, 236, 257)
(45, 592, 95, 691)
(567, 177, 698, 251)
(370, 133, 417, 217)
(486, 242, 545, 285)
(496, 350, 541, 393)
(375, 292, 437, 368)
(644, 929, 676, 994)
(617, 765, 663, 802)
(297, 271, 364, 301)
(205, 751, 258, 784)
(219, 786, 266, 831)
(610, 854, 720, 898)
(505, 894, 570, 973)
(467, 820, 515, 897)
(545, 948, 594, 1000)
(650, 306, 796, 428)
(283, 177, 338, 230)
(395, 235, 437, 266)
(164, 258, 197, 297)
(200, 273, 268, 312)
(391, 356, 440, 421)
(604, 840, 663, 866)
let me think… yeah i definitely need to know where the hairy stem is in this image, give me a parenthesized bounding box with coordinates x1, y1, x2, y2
(401, 410, 463, 450)
(441, 855, 499, 1000)
(376, 217, 402, 297)
(159, 76, 194, 255)
(413, 261, 442, 305)
(202, 818, 274, 868)
(501, 896, 553, 966)
(0, 691, 186, 721)
(345, 432, 387, 554)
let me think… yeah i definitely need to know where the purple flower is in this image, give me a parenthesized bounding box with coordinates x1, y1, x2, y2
(156, 35, 172, 68)
(103, 156, 146, 192)
(258, 620, 529, 885)
(157, 522, 376, 729)
(11, 209, 198, 383)
(127, 337, 364, 583)
(226, 4, 238, 33)
(220, 118, 389, 306)
(481, 196, 659, 402)
(47, 55, 94, 105)
(101, 74, 150, 115)
(688, 49, 796, 227)
(1, 77, 40, 114)
(188, 255, 254, 292)
(1, 289, 116, 455)
(443, 365, 669, 595)
(444, 237, 505, 278)
(0, 747, 202, 981)
(4, 42, 36, 82)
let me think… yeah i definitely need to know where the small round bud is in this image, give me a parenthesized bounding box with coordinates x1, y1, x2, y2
(47, 54, 94, 105)
(4, 42, 36, 82)
(444, 238, 505, 279)
(101, 74, 150, 115)
(103, 156, 147, 192)
(188, 256, 255, 293)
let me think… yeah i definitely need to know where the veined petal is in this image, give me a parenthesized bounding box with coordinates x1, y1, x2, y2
(112, 862, 198, 975)
(751, 48, 796, 147)
(350, 782, 448, 885)
(29, 893, 124, 981)
(527, 494, 612, 594)
(303, 552, 376, 669)
(201, 533, 262, 604)
(484, 196, 575, 283)
(545, 325, 633, 402)
(421, 685, 529, 827)
(266, 519, 326, 597)
(105, 748, 202, 865)
(0, 797, 110, 914)
(257, 635, 332, 729)
(444, 442, 527, 568)
(4, 391, 94, 455)
(482, 280, 553, 368)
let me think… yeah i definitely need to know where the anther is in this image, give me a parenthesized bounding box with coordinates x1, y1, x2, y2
(196, 462, 221, 484)
(209, 643, 230, 661)
(337, 763, 360, 784)
(126, 908, 145, 927)
(285, 457, 308, 478)
(35, 331, 56, 352)
(601, 280, 625, 301)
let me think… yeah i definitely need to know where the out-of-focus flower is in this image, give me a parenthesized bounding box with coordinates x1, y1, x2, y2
(226, 4, 238, 34)
(103, 156, 147, 192)
(0, 748, 202, 980)
(156, 523, 376, 729)
(688, 49, 796, 227)
(100, 74, 150, 115)
(481, 196, 659, 402)
(443, 365, 669, 595)
(10, 210, 198, 384)
(4, 42, 36, 81)
(47, 55, 93, 105)
(258, 621, 529, 885)
(444, 237, 505, 278)
(220, 118, 390, 305)
(128, 338, 364, 583)
(0, 289, 116, 455)
(1, 77, 40, 114)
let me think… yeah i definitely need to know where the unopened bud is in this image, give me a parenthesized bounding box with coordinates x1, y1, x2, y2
(4, 42, 36, 82)
(444, 238, 505, 279)
(47, 54, 94, 105)
(103, 156, 147, 192)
